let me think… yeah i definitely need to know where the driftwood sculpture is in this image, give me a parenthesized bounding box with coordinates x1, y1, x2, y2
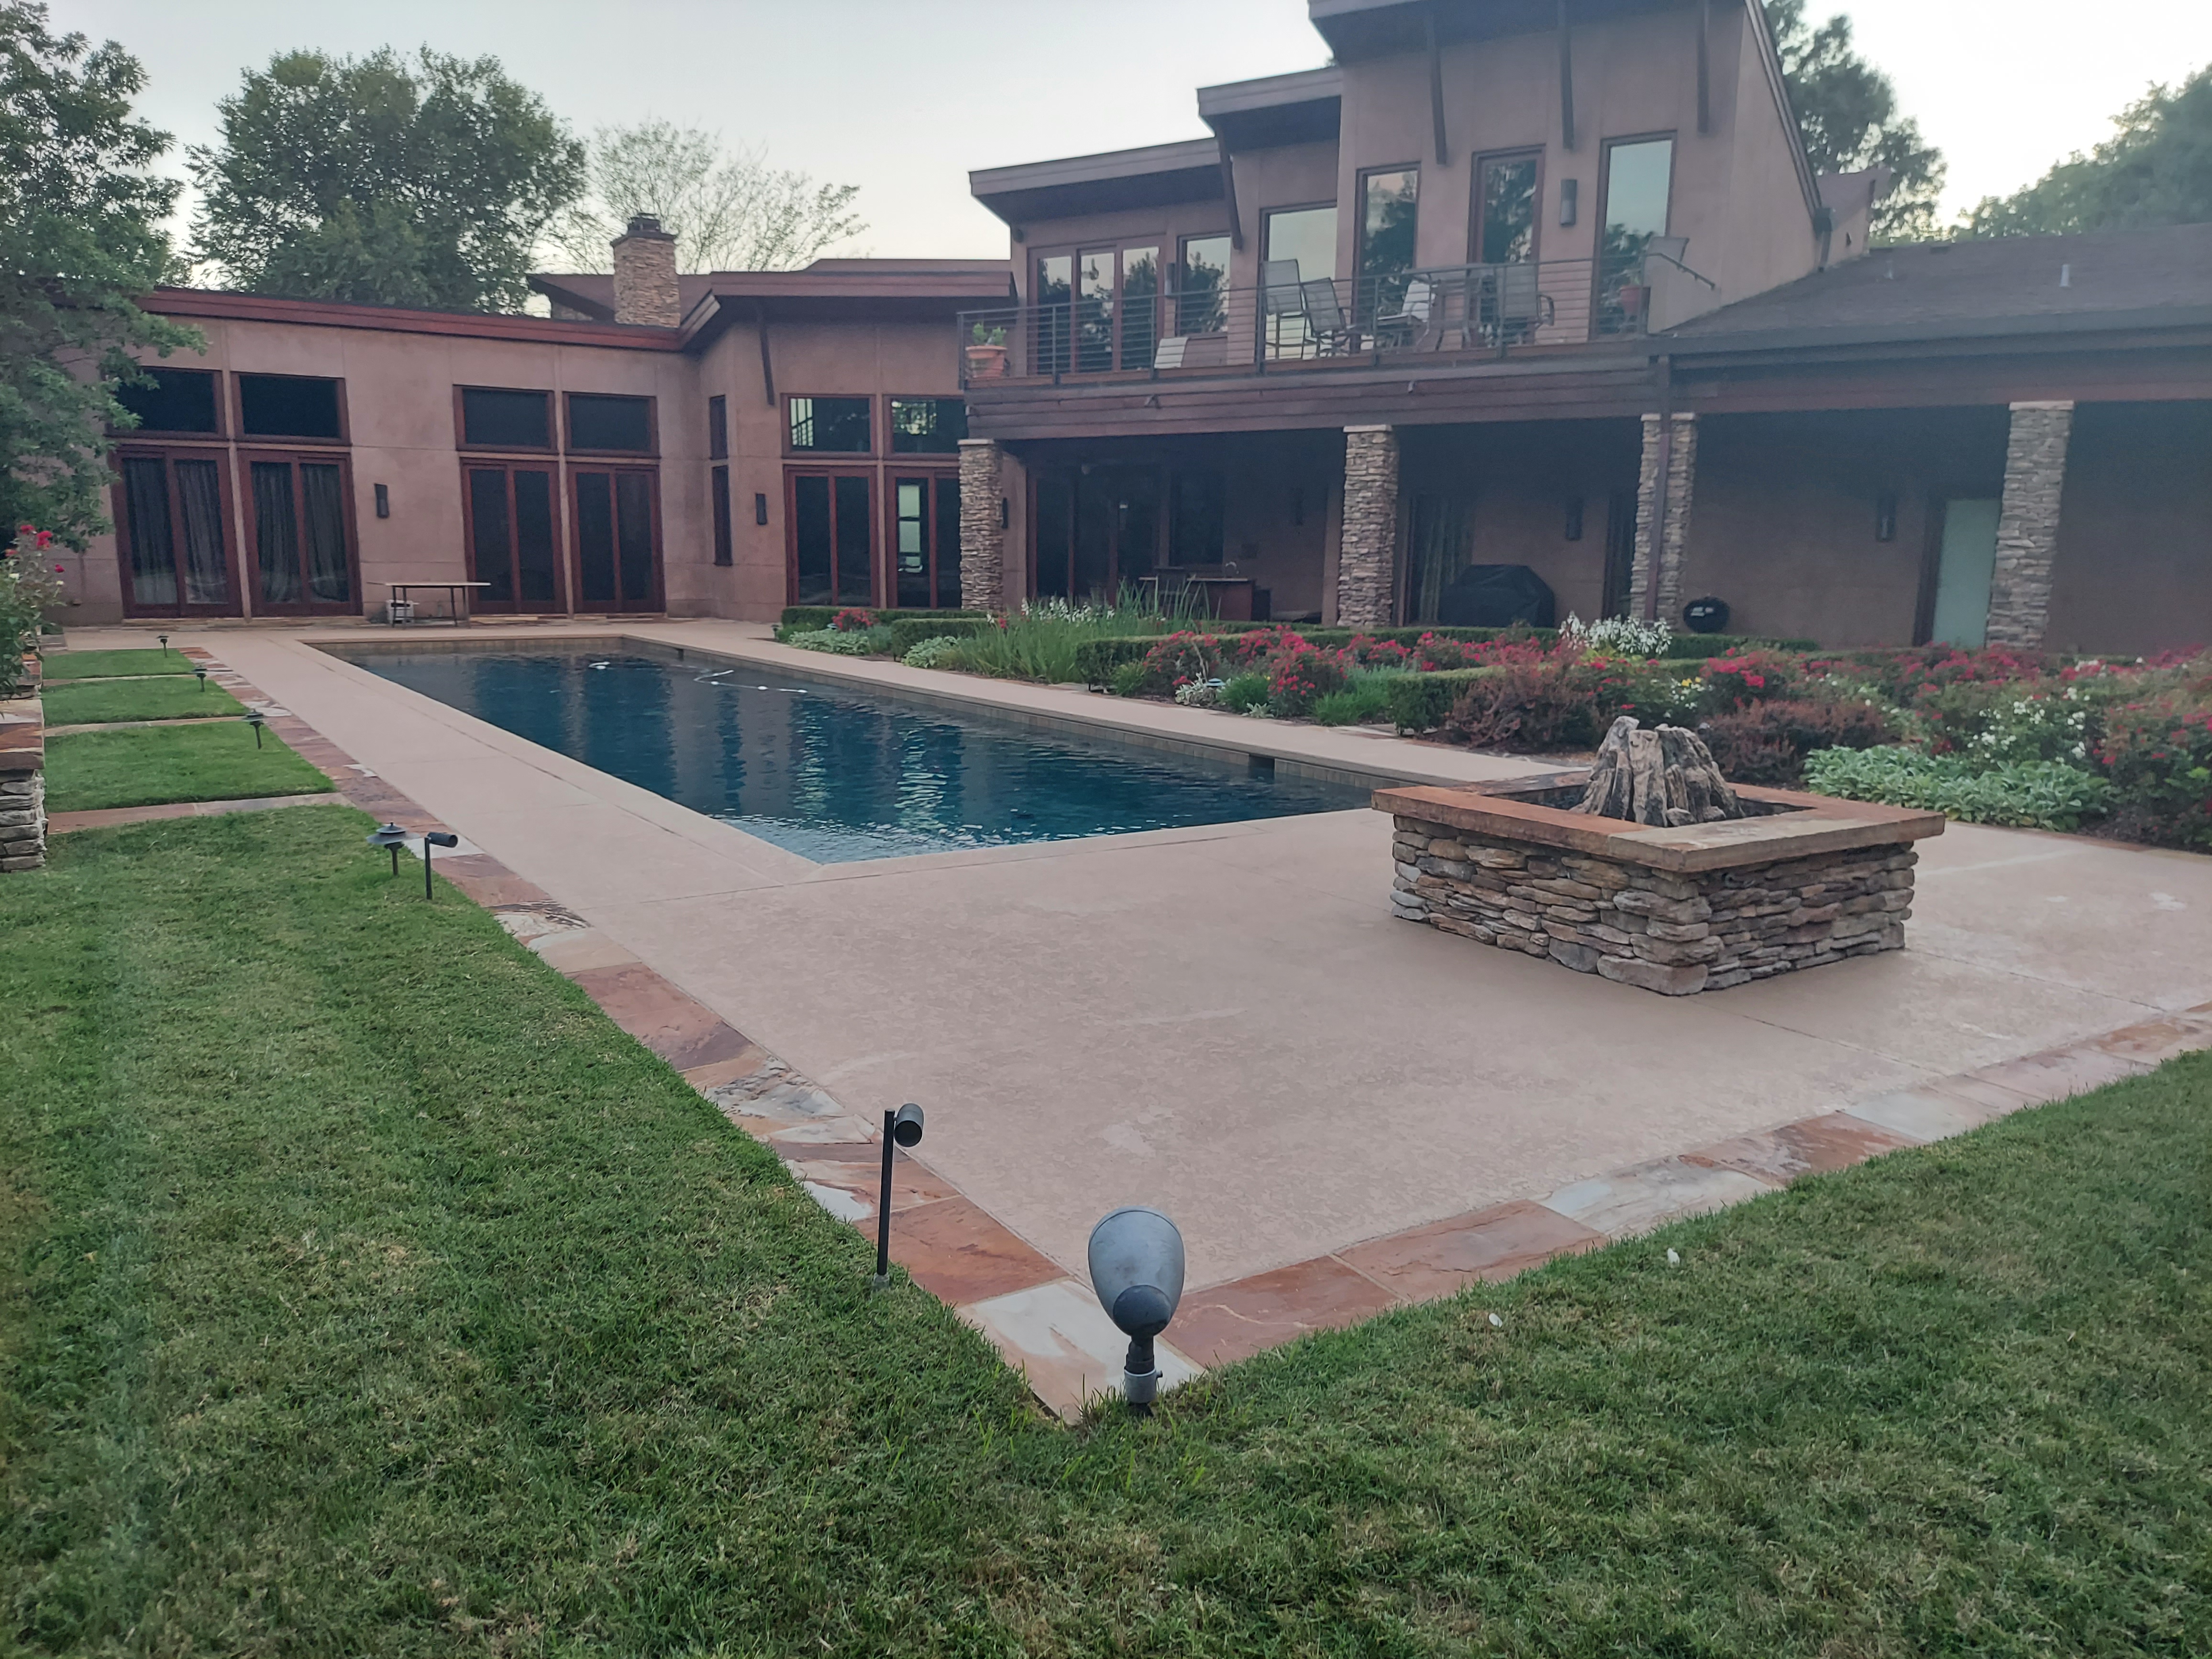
(1574, 716, 1747, 827)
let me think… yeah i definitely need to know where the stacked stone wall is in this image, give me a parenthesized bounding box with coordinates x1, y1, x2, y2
(957, 439, 1006, 610)
(1985, 400, 2075, 649)
(1337, 425, 1399, 628)
(1627, 411, 1698, 624)
(0, 668, 44, 872)
(1388, 815, 1914, 995)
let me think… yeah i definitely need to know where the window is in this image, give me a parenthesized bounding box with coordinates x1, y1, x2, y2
(1034, 254, 1073, 374)
(117, 452, 233, 614)
(465, 465, 560, 609)
(789, 473, 873, 606)
(1120, 246, 1160, 368)
(712, 465, 733, 565)
(708, 394, 728, 459)
(237, 374, 343, 441)
(1476, 151, 1543, 264)
(894, 476, 962, 608)
(1175, 234, 1231, 334)
(116, 368, 219, 435)
(1262, 206, 1336, 286)
(1357, 167, 1420, 320)
(246, 456, 354, 611)
(1601, 136, 1675, 261)
(460, 387, 552, 450)
(573, 469, 659, 609)
(1262, 207, 1339, 358)
(890, 398, 967, 453)
(566, 393, 654, 453)
(787, 395, 871, 453)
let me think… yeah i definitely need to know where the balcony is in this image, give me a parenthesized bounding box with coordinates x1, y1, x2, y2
(959, 254, 1660, 389)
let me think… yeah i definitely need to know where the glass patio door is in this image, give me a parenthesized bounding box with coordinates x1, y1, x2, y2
(115, 449, 239, 617)
(465, 465, 561, 612)
(893, 474, 962, 609)
(572, 467, 661, 612)
(788, 471, 874, 607)
(245, 453, 357, 615)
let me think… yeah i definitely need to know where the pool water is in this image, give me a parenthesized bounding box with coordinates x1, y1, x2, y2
(346, 647, 1371, 863)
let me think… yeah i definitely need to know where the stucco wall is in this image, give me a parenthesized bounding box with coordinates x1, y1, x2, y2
(2044, 400, 2212, 655)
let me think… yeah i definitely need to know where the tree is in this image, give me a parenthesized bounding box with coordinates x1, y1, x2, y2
(188, 48, 585, 313)
(1963, 64, 2212, 237)
(543, 121, 864, 273)
(1764, 0, 1946, 242)
(0, 1, 199, 548)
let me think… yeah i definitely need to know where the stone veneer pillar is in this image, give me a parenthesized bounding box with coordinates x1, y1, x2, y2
(1628, 412, 1698, 624)
(1984, 400, 2075, 649)
(609, 215, 680, 328)
(957, 438, 1006, 611)
(0, 664, 45, 873)
(1337, 424, 1400, 629)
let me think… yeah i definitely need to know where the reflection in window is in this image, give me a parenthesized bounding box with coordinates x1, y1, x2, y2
(462, 387, 551, 449)
(1077, 247, 1116, 373)
(1034, 254, 1072, 374)
(1603, 137, 1674, 261)
(1263, 206, 1336, 285)
(1478, 154, 1542, 264)
(1121, 246, 1159, 369)
(788, 396, 872, 453)
(1358, 167, 1420, 321)
(889, 398, 967, 453)
(1175, 235, 1231, 334)
(116, 368, 219, 434)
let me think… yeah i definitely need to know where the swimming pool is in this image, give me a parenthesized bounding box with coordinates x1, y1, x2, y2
(344, 646, 1372, 862)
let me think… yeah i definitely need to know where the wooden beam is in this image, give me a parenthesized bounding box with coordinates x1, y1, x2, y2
(1427, 7, 1449, 166)
(1216, 136, 1244, 252)
(1557, 0, 1576, 151)
(753, 300, 775, 407)
(1696, 0, 1712, 135)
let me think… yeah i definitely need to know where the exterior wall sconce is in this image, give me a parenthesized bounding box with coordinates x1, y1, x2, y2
(1559, 178, 1579, 227)
(753, 492, 768, 526)
(374, 483, 390, 519)
(1564, 497, 1584, 541)
(1875, 493, 1898, 542)
(999, 497, 1010, 530)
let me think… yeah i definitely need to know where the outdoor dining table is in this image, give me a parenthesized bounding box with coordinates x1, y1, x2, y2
(382, 581, 492, 625)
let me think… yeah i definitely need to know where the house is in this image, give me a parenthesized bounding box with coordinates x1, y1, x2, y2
(950, 0, 2212, 653)
(78, 224, 1007, 625)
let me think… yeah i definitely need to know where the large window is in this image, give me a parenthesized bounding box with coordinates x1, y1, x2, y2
(566, 392, 654, 454)
(237, 374, 343, 441)
(708, 394, 729, 459)
(788, 395, 872, 453)
(116, 368, 220, 436)
(1176, 234, 1232, 335)
(711, 465, 733, 566)
(465, 465, 560, 610)
(889, 398, 967, 453)
(1476, 151, 1543, 265)
(789, 473, 873, 606)
(572, 468, 659, 610)
(461, 387, 551, 449)
(1357, 167, 1420, 320)
(245, 454, 354, 612)
(116, 452, 234, 615)
(1263, 206, 1336, 286)
(1602, 136, 1675, 261)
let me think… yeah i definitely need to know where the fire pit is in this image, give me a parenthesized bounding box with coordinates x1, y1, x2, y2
(1375, 749, 1946, 996)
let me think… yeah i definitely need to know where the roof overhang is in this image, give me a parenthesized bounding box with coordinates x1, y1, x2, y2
(148, 286, 684, 350)
(679, 269, 1014, 348)
(1662, 304, 2212, 365)
(1197, 66, 1343, 150)
(969, 138, 1225, 227)
(1309, 0, 1676, 60)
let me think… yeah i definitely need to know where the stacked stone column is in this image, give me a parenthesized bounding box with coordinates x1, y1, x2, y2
(1627, 411, 1698, 625)
(957, 438, 1006, 611)
(1984, 400, 2074, 649)
(0, 667, 44, 873)
(608, 216, 681, 328)
(1338, 424, 1400, 629)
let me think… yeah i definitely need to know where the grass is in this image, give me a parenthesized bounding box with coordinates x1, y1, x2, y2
(42, 722, 332, 811)
(37, 648, 195, 681)
(3, 808, 2208, 1656)
(956, 592, 1187, 684)
(39, 675, 245, 726)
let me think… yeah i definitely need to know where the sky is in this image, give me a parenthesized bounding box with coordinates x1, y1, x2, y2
(49, 0, 2212, 264)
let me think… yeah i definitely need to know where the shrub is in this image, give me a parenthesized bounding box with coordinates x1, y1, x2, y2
(779, 605, 977, 632)
(1604, 664, 1710, 730)
(1849, 643, 2059, 703)
(1700, 647, 1802, 710)
(1341, 634, 1415, 670)
(1444, 659, 1617, 752)
(1266, 641, 1349, 717)
(900, 634, 968, 670)
(1220, 672, 1272, 713)
(1803, 746, 2112, 831)
(1229, 624, 1312, 670)
(1073, 637, 1166, 686)
(1700, 698, 1897, 785)
(1108, 660, 1150, 697)
(886, 616, 985, 657)
(1561, 612, 1672, 658)
(784, 627, 879, 656)
(2099, 696, 2212, 850)
(1387, 668, 1496, 733)
(958, 594, 1176, 684)
(1311, 672, 1408, 727)
(2, 539, 68, 695)
(830, 607, 877, 632)
(1139, 630, 1231, 694)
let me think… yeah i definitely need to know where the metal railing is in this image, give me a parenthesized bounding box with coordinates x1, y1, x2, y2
(958, 254, 1659, 388)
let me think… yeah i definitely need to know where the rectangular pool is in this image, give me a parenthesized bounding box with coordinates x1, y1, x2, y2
(342, 646, 1371, 863)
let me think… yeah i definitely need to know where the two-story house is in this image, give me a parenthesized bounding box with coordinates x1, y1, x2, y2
(951, 0, 2212, 653)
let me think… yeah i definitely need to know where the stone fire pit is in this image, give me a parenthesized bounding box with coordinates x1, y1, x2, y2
(1376, 772, 1946, 995)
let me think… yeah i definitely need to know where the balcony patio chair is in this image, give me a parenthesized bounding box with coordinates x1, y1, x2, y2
(1152, 335, 1189, 369)
(1491, 261, 1555, 350)
(1373, 276, 1435, 350)
(1299, 278, 1354, 354)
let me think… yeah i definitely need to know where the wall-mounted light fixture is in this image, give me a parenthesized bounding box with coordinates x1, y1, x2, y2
(999, 497, 1010, 530)
(1875, 492, 1898, 542)
(1292, 487, 1305, 527)
(1559, 178, 1579, 227)
(1564, 497, 1584, 542)
(374, 483, 390, 519)
(754, 491, 769, 526)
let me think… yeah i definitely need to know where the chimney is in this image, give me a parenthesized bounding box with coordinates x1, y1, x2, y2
(611, 214, 679, 327)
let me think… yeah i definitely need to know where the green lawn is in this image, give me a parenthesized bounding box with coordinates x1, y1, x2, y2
(38, 647, 196, 681)
(42, 722, 332, 811)
(2, 807, 2206, 1657)
(40, 675, 245, 726)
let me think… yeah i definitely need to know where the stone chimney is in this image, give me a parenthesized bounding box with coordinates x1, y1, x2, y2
(610, 215, 680, 327)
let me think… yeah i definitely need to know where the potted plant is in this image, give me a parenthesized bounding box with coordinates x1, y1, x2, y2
(965, 322, 1009, 379)
(1615, 282, 1650, 325)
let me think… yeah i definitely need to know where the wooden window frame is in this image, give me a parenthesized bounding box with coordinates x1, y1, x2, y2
(1469, 147, 1547, 266)
(562, 391, 659, 459)
(1595, 131, 1680, 246)
(453, 385, 556, 454)
(460, 459, 569, 615)
(1354, 164, 1423, 271)
(782, 393, 874, 459)
(887, 467, 961, 609)
(886, 395, 968, 456)
(232, 371, 350, 447)
(111, 366, 228, 441)
(568, 463, 664, 613)
(783, 465, 879, 608)
(237, 447, 363, 617)
(109, 442, 245, 618)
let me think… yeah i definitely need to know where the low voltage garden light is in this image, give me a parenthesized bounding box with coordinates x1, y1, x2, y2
(873, 1103, 925, 1290)
(1087, 1206, 1185, 1415)
(243, 709, 266, 748)
(420, 830, 458, 900)
(193, 664, 208, 693)
(366, 822, 409, 877)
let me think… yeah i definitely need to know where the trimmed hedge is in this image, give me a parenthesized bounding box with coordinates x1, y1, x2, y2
(1384, 669, 1501, 734)
(779, 606, 982, 631)
(886, 616, 987, 656)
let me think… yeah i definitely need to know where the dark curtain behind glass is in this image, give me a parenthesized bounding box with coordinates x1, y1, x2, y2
(176, 460, 229, 605)
(252, 462, 300, 605)
(615, 473, 654, 606)
(300, 463, 349, 602)
(121, 458, 177, 605)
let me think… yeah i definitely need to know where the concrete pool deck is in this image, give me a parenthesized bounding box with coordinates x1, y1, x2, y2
(54, 621, 2212, 1416)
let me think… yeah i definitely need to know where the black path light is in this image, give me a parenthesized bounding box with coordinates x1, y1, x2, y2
(366, 821, 409, 877)
(193, 664, 208, 693)
(420, 830, 459, 900)
(243, 709, 266, 748)
(1088, 1206, 1186, 1416)
(873, 1103, 925, 1289)
(157, 633, 169, 656)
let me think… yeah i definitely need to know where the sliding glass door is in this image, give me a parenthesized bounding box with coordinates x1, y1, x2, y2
(893, 474, 962, 609)
(465, 464, 561, 612)
(572, 467, 661, 612)
(114, 448, 240, 617)
(243, 452, 357, 615)
(788, 471, 874, 607)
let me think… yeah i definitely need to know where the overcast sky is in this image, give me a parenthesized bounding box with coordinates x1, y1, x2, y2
(50, 0, 2212, 263)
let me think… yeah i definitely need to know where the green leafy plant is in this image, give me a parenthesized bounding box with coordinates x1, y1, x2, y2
(0, 530, 67, 693)
(1803, 746, 2112, 830)
(1265, 642, 1349, 718)
(900, 634, 967, 670)
(783, 627, 879, 657)
(1220, 672, 1271, 714)
(1311, 672, 1408, 728)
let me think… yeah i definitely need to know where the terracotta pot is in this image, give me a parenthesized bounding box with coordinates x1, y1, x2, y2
(1617, 284, 1650, 320)
(965, 343, 1008, 379)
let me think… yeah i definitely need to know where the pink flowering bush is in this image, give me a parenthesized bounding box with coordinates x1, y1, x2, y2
(1, 524, 69, 695)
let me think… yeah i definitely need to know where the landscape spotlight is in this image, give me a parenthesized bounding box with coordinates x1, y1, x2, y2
(243, 709, 266, 748)
(1087, 1206, 1185, 1415)
(366, 821, 409, 877)
(420, 830, 459, 899)
(874, 1103, 925, 1289)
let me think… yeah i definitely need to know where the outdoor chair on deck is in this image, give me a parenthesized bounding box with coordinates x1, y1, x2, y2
(1491, 262, 1555, 349)
(1299, 278, 1353, 354)
(1261, 258, 1316, 357)
(1374, 277, 1435, 350)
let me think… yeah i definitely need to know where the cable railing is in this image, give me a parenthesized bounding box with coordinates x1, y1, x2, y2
(959, 253, 1659, 387)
